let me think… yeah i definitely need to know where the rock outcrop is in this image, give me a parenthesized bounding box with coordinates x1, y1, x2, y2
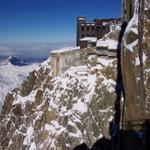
(122, 0, 150, 127)
(1, 0, 150, 149)
(0, 56, 117, 149)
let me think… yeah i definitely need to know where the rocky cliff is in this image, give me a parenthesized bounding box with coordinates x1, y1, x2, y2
(117, 0, 150, 149)
(1, 0, 150, 149)
(122, 0, 150, 126)
(0, 55, 117, 149)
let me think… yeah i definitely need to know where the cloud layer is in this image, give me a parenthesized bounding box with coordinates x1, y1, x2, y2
(0, 41, 75, 59)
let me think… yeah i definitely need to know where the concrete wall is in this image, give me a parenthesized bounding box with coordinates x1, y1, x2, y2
(50, 49, 88, 76)
(50, 46, 117, 77)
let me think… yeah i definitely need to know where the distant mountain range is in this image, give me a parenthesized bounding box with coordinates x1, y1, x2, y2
(0, 56, 39, 109)
(0, 54, 116, 149)
(0, 56, 46, 66)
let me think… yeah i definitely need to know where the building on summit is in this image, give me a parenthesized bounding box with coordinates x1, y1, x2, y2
(76, 16, 121, 48)
(50, 17, 121, 76)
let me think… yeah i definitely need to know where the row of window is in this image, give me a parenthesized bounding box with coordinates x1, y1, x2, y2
(96, 26, 106, 30)
(81, 26, 94, 31)
(81, 34, 95, 38)
(81, 26, 107, 31)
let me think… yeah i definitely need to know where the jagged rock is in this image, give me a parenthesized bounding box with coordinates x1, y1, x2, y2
(35, 90, 43, 106)
(20, 71, 37, 97)
(0, 56, 117, 149)
(125, 31, 138, 45)
(25, 102, 36, 115)
(122, 0, 150, 124)
(1, 93, 14, 115)
(12, 104, 23, 116)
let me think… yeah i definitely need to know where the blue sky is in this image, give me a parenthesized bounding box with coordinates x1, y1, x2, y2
(0, 0, 121, 43)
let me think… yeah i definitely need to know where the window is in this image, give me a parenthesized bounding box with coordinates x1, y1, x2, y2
(82, 34, 84, 38)
(92, 34, 94, 37)
(91, 26, 94, 31)
(102, 26, 105, 29)
(87, 26, 90, 31)
(87, 34, 90, 37)
(96, 27, 99, 31)
(81, 26, 84, 31)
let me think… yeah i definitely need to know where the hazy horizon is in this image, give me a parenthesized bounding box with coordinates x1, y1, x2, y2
(0, 0, 121, 58)
(0, 41, 75, 59)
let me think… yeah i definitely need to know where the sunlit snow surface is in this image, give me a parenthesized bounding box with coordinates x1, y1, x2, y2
(0, 60, 38, 108)
(0, 54, 117, 149)
(96, 39, 118, 50)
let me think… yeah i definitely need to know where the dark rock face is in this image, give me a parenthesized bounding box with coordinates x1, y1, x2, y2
(122, 0, 150, 125)
(73, 137, 111, 150)
(74, 0, 150, 149)
(115, 0, 150, 149)
(73, 143, 90, 150)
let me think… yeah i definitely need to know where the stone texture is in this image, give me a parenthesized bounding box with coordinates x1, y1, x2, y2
(0, 55, 117, 149)
(50, 48, 88, 76)
(122, 0, 150, 125)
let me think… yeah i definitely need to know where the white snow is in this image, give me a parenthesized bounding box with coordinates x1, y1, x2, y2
(23, 126, 34, 145)
(108, 116, 114, 122)
(72, 101, 88, 113)
(96, 39, 108, 47)
(12, 90, 37, 106)
(97, 57, 112, 66)
(0, 61, 38, 108)
(44, 121, 66, 136)
(37, 56, 51, 71)
(135, 57, 140, 65)
(99, 107, 113, 113)
(96, 39, 118, 50)
(84, 74, 97, 103)
(1, 55, 117, 149)
(125, 14, 138, 35)
(80, 37, 97, 42)
(143, 53, 147, 62)
(29, 142, 36, 150)
(51, 47, 80, 54)
(45, 124, 52, 130)
(124, 39, 138, 52)
(102, 22, 108, 26)
(123, 14, 139, 52)
(110, 24, 121, 31)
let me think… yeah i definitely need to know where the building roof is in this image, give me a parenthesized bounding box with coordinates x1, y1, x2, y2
(51, 47, 80, 54)
(80, 37, 97, 42)
(93, 18, 121, 22)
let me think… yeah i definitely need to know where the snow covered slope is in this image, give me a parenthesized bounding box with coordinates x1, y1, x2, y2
(0, 59, 38, 109)
(0, 55, 117, 149)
